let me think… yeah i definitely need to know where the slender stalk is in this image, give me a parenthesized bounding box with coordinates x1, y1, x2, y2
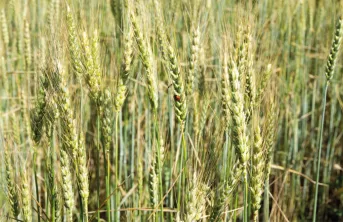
(243, 169, 248, 222)
(33, 148, 41, 222)
(313, 82, 328, 222)
(115, 114, 119, 221)
(96, 115, 100, 222)
(153, 114, 164, 222)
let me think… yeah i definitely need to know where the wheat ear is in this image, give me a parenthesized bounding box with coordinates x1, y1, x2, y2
(4, 148, 20, 218)
(130, 9, 159, 110)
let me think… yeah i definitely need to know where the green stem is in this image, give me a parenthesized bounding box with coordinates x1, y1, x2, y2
(313, 82, 328, 222)
(96, 115, 100, 222)
(243, 168, 248, 222)
(33, 149, 41, 222)
(115, 114, 119, 221)
(153, 114, 164, 222)
(177, 125, 187, 213)
(263, 178, 270, 222)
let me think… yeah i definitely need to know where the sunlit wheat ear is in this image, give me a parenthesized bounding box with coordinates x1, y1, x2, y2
(210, 163, 243, 222)
(185, 174, 209, 222)
(76, 135, 89, 219)
(24, 19, 32, 69)
(115, 26, 134, 112)
(66, 6, 83, 78)
(60, 149, 74, 222)
(52, 63, 78, 160)
(228, 61, 249, 168)
(250, 126, 264, 221)
(121, 25, 133, 84)
(21, 169, 32, 222)
(325, 17, 343, 81)
(4, 148, 20, 218)
(1, 9, 9, 48)
(167, 45, 187, 125)
(130, 9, 158, 111)
(186, 27, 200, 96)
(82, 31, 101, 102)
(115, 80, 127, 112)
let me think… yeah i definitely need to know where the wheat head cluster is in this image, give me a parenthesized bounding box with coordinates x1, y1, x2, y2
(1, 0, 343, 222)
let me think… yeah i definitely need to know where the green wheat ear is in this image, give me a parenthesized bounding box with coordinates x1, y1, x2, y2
(325, 17, 343, 81)
(130, 8, 159, 111)
(31, 74, 48, 144)
(4, 147, 20, 219)
(167, 45, 187, 125)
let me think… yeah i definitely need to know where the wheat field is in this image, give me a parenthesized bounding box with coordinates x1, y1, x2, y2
(0, 0, 343, 221)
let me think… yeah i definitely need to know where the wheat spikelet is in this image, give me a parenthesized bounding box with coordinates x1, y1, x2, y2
(185, 174, 208, 222)
(60, 148, 74, 221)
(66, 6, 83, 78)
(149, 163, 159, 209)
(31, 74, 48, 144)
(154, 0, 168, 61)
(21, 170, 32, 222)
(121, 27, 134, 83)
(1, 9, 9, 47)
(255, 64, 272, 107)
(81, 31, 101, 102)
(24, 19, 32, 69)
(209, 163, 243, 221)
(263, 103, 277, 182)
(48, 0, 60, 32)
(55, 188, 63, 222)
(228, 61, 249, 168)
(186, 27, 200, 96)
(100, 90, 112, 153)
(167, 45, 187, 124)
(244, 34, 255, 122)
(325, 17, 343, 81)
(221, 54, 231, 129)
(4, 148, 20, 218)
(76, 135, 89, 220)
(47, 158, 57, 222)
(235, 26, 248, 80)
(115, 25, 133, 111)
(250, 126, 264, 221)
(130, 9, 158, 110)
